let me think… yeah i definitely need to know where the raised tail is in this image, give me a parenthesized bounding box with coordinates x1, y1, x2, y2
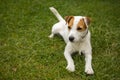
(49, 7, 64, 21)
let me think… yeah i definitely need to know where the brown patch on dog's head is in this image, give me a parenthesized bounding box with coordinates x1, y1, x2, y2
(65, 16, 74, 30)
(77, 18, 87, 31)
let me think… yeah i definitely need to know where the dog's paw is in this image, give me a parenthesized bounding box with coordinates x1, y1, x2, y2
(48, 34, 54, 38)
(85, 67, 94, 75)
(66, 65, 75, 72)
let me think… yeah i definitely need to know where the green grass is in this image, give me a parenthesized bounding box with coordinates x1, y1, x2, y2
(0, 0, 120, 80)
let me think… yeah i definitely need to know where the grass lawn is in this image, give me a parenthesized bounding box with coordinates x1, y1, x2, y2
(0, 0, 120, 80)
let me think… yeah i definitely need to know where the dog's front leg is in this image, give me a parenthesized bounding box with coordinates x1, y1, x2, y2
(64, 43, 75, 72)
(84, 53, 94, 74)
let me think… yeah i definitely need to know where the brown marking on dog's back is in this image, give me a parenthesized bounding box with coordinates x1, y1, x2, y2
(77, 18, 87, 31)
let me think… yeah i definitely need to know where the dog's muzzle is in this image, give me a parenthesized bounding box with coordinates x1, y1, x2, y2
(69, 36, 74, 42)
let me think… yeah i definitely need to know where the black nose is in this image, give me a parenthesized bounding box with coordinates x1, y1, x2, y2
(69, 36, 74, 42)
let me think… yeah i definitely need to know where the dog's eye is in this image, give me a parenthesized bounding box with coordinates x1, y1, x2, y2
(77, 27, 82, 30)
(68, 26, 71, 29)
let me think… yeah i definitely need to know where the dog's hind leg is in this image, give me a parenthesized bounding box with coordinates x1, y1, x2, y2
(48, 27, 58, 38)
(48, 33, 54, 38)
(48, 24, 57, 38)
(49, 22, 62, 38)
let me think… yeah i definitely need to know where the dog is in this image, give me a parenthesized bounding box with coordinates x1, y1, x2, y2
(49, 7, 94, 75)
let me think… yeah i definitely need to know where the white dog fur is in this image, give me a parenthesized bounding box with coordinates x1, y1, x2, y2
(49, 7, 94, 74)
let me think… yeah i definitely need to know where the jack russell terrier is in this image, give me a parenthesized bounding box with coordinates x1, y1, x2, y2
(49, 7, 94, 75)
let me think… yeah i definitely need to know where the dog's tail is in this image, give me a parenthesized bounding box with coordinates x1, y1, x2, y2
(49, 7, 64, 21)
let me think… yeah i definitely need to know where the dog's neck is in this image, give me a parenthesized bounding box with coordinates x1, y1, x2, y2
(81, 29, 88, 39)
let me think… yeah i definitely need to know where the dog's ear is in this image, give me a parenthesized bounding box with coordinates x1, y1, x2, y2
(65, 16, 74, 24)
(84, 17, 91, 25)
